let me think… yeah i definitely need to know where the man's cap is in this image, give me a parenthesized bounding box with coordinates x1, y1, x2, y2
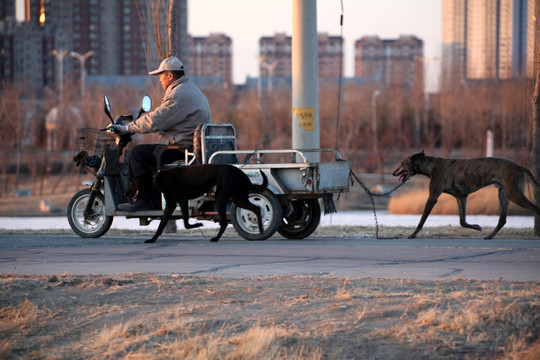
(148, 56, 184, 75)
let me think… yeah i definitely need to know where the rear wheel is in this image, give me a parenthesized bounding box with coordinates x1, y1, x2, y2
(67, 188, 113, 238)
(278, 199, 321, 239)
(231, 190, 282, 240)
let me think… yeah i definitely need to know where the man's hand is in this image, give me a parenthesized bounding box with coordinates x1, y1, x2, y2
(110, 124, 129, 134)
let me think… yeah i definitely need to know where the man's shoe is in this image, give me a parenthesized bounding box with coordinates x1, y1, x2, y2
(117, 199, 158, 212)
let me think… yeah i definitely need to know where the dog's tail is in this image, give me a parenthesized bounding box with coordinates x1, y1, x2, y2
(525, 168, 540, 189)
(250, 170, 268, 193)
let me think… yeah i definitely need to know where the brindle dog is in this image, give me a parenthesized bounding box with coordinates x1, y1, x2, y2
(392, 151, 540, 239)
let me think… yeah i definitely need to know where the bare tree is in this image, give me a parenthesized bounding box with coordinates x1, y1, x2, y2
(167, 0, 177, 56)
(532, 8, 540, 236)
(143, 0, 179, 61)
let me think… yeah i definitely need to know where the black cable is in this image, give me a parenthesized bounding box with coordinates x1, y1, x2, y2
(350, 171, 408, 239)
(334, 0, 344, 150)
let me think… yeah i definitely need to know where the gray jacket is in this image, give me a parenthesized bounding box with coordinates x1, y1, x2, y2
(126, 76, 211, 146)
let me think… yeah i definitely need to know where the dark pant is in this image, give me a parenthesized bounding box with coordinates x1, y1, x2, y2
(128, 144, 188, 201)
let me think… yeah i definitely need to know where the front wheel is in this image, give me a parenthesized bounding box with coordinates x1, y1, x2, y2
(231, 190, 282, 241)
(67, 188, 113, 238)
(277, 199, 321, 239)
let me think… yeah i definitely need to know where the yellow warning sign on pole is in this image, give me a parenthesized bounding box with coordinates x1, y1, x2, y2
(293, 107, 315, 131)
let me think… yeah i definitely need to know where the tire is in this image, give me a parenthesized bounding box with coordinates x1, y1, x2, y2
(231, 190, 282, 241)
(277, 199, 321, 239)
(67, 188, 113, 238)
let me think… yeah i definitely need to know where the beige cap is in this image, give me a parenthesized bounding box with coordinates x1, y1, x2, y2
(148, 56, 184, 75)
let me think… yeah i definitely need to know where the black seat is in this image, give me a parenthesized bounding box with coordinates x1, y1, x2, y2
(153, 123, 238, 169)
(199, 123, 238, 164)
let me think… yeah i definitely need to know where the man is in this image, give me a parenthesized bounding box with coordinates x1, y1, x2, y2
(113, 56, 212, 211)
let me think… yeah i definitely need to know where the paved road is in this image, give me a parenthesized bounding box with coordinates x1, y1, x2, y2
(1, 233, 539, 281)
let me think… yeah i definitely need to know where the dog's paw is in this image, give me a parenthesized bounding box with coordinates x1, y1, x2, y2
(483, 235, 493, 240)
(408, 233, 417, 239)
(186, 222, 204, 229)
(464, 223, 482, 231)
(209, 237, 219, 242)
(144, 239, 157, 243)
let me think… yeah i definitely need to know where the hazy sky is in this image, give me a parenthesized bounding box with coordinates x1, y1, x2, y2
(189, 0, 442, 87)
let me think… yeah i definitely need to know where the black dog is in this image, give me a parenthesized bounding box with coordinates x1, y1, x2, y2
(142, 164, 268, 243)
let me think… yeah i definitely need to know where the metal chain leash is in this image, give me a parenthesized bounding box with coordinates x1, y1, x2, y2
(350, 171, 409, 239)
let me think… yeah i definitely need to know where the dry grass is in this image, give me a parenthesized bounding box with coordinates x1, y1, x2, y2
(1, 224, 537, 240)
(312, 225, 538, 240)
(1, 274, 539, 359)
(389, 185, 535, 216)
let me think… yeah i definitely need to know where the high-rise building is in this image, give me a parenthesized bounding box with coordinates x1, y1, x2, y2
(13, 21, 57, 89)
(442, 0, 534, 83)
(497, 0, 531, 78)
(317, 33, 343, 79)
(0, 0, 189, 89)
(441, 0, 468, 83)
(0, 0, 16, 23)
(0, 25, 14, 84)
(189, 33, 232, 85)
(467, 0, 503, 79)
(354, 35, 424, 89)
(69, 0, 149, 76)
(0, 0, 59, 88)
(258, 32, 343, 83)
(259, 33, 292, 80)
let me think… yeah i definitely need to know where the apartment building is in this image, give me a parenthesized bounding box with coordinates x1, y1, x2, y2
(258, 32, 343, 83)
(354, 35, 424, 89)
(189, 33, 233, 85)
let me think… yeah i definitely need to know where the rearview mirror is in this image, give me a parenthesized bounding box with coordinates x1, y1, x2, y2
(142, 96, 151, 112)
(137, 95, 152, 118)
(103, 95, 113, 123)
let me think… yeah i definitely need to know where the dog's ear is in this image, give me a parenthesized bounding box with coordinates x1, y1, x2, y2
(411, 151, 425, 160)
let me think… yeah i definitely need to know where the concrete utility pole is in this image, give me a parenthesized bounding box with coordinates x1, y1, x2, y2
(292, 0, 320, 162)
(70, 50, 93, 100)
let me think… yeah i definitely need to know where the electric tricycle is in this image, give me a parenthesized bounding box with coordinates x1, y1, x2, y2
(67, 96, 351, 240)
